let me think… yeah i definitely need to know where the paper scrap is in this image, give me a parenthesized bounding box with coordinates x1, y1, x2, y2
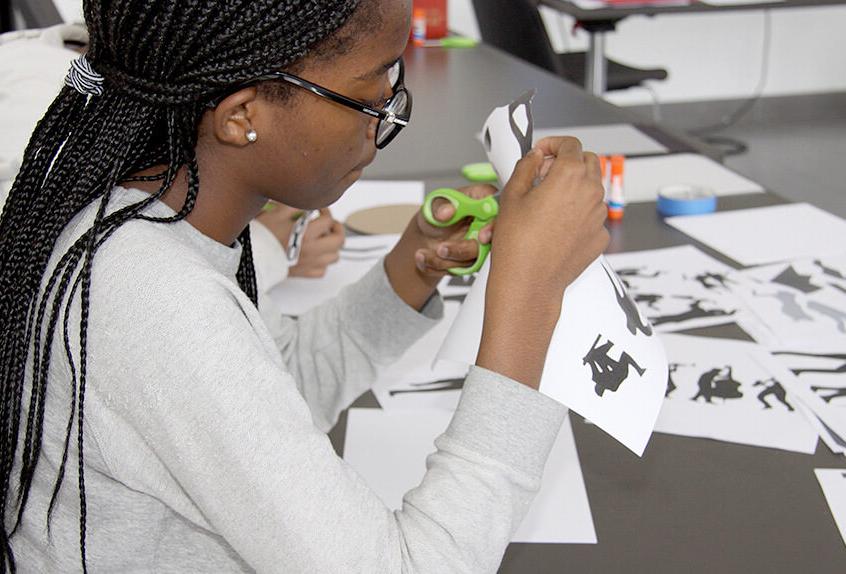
(343, 408, 597, 544)
(665, 204, 846, 267)
(815, 468, 846, 548)
(605, 245, 749, 333)
(623, 153, 763, 203)
(655, 334, 819, 453)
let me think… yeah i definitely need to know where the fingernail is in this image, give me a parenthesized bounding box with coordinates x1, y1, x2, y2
(437, 205, 451, 219)
(480, 229, 491, 243)
(437, 245, 448, 258)
(415, 251, 426, 270)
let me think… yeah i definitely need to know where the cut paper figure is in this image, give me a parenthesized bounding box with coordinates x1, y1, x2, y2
(602, 264, 653, 337)
(634, 293, 663, 311)
(692, 366, 743, 403)
(773, 351, 846, 376)
(693, 271, 733, 291)
(388, 378, 464, 397)
(480, 89, 534, 182)
(753, 378, 794, 411)
(615, 267, 661, 289)
(583, 334, 646, 397)
(772, 265, 820, 294)
(807, 301, 846, 333)
(815, 259, 846, 280)
(754, 290, 814, 322)
(651, 298, 736, 327)
(809, 385, 846, 404)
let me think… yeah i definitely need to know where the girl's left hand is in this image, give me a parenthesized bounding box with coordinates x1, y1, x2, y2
(409, 184, 497, 277)
(384, 184, 497, 311)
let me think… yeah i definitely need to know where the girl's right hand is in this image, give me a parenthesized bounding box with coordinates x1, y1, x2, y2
(476, 136, 609, 389)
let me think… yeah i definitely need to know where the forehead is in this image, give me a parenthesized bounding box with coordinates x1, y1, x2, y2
(307, 0, 411, 80)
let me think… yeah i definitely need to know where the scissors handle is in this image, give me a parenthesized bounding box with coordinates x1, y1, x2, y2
(422, 188, 498, 276)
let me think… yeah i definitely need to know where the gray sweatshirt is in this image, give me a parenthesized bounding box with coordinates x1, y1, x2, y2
(11, 187, 567, 573)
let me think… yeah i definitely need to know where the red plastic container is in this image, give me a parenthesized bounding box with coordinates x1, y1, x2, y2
(410, 0, 448, 40)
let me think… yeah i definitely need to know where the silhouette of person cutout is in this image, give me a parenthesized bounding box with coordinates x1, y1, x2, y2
(753, 378, 794, 411)
(583, 334, 646, 397)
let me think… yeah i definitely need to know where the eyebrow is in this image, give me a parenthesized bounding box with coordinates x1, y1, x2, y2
(355, 57, 400, 82)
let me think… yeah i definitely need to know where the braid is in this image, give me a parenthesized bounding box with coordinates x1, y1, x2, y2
(0, 0, 375, 571)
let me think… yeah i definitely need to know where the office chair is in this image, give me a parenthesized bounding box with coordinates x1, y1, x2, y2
(471, 0, 667, 92)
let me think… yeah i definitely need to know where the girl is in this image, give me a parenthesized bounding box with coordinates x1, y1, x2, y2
(0, 0, 607, 571)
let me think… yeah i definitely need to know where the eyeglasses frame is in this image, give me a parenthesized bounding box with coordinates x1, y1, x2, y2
(208, 59, 411, 150)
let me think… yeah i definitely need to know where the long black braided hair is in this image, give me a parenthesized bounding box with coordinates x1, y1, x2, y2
(0, 0, 384, 571)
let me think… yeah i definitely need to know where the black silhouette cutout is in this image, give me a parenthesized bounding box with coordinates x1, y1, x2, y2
(773, 351, 846, 376)
(651, 298, 736, 327)
(692, 366, 743, 403)
(807, 301, 846, 333)
(772, 265, 820, 294)
(507, 90, 535, 158)
(693, 272, 733, 291)
(809, 385, 846, 404)
(815, 259, 845, 280)
(753, 290, 813, 322)
(666, 362, 692, 398)
(753, 378, 794, 411)
(583, 334, 646, 397)
(615, 267, 661, 289)
(388, 378, 464, 397)
(634, 293, 663, 311)
(602, 264, 653, 337)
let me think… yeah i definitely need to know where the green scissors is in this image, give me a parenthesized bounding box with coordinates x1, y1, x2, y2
(422, 187, 499, 276)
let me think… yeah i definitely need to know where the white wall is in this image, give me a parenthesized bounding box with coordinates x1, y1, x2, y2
(448, 1, 846, 106)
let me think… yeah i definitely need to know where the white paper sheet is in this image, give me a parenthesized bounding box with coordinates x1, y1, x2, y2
(54, 0, 84, 22)
(731, 259, 846, 348)
(531, 124, 667, 157)
(815, 468, 846, 548)
(623, 153, 763, 203)
(655, 334, 819, 453)
(327, 180, 425, 224)
(443, 94, 668, 456)
(343, 408, 597, 544)
(665, 204, 846, 267)
(605, 245, 749, 333)
(769, 348, 846, 453)
(266, 234, 399, 316)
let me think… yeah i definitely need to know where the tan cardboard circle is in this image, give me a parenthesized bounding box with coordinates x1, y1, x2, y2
(345, 204, 420, 235)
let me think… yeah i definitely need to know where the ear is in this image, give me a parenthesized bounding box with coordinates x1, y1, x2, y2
(210, 87, 260, 146)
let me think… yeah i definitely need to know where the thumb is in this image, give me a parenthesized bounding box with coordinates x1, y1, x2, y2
(502, 148, 543, 198)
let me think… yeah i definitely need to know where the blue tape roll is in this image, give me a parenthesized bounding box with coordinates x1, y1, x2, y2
(656, 185, 717, 217)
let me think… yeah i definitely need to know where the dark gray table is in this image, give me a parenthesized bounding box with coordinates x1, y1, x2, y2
(367, 42, 706, 180)
(339, 41, 846, 573)
(539, 0, 846, 94)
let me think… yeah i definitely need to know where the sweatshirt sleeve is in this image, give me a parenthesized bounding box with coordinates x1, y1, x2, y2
(262, 260, 444, 431)
(87, 255, 567, 573)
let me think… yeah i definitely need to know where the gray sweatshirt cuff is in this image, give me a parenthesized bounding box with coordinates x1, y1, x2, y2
(445, 365, 568, 479)
(339, 259, 444, 362)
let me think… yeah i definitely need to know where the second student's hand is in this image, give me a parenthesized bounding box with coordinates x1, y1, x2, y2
(477, 136, 609, 390)
(383, 184, 497, 311)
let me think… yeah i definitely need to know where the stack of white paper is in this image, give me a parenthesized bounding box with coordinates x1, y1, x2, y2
(665, 203, 846, 267)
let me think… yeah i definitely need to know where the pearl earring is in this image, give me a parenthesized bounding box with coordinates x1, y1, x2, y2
(246, 129, 258, 143)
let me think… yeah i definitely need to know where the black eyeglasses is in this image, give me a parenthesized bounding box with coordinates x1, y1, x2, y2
(210, 59, 412, 150)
